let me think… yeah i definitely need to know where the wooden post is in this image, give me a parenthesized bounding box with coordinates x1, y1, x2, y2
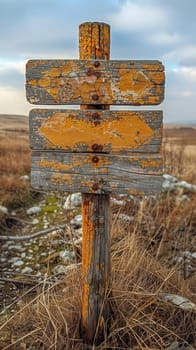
(79, 22, 111, 344)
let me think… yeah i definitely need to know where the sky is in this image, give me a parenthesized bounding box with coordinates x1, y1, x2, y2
(0, 0, 196, 123)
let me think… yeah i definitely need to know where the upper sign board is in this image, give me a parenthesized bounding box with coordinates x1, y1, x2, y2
(26, 59, 164, 105)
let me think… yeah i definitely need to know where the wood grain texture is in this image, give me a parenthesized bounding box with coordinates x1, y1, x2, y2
(29, 109, 162, 153)
(79, 22, 111, 344)
(81, 193, 110, 342)
(26, 59, 164, 106)
(31, 151, 162, 195)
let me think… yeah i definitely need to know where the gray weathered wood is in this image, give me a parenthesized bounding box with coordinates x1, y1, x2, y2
(29, 109, 162, 153)
(31, 151, 162, 195)
(81, 193, 110, 342)
(79, 22, 111, 345)
(26, 59, 164, 105)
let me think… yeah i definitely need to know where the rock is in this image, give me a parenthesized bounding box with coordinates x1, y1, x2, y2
(8, 244, 22, 251)
(59, 250, 74, 262)
(111, 198, 125, 206)
(63, 193, 81, 210)
(118, 213, 134, 223)
(0, 257, 6, 263)
(21, 266, 33, 274)
(176, 195, 190, 203)
(70, 214, 82, 228)
(177, 180, 196, 193)
(162, 174, 178, 191)
(25, 255, 33, 260)
(32, 218, 39, 225)
(20, 175, 29, 180)
(40, 252, 47, 257)
(53, 265, 65, 274)
(12, 260, 24, 267)
(162, 174, 196, 193)
(36, 271, 42, 277)
(27, 206, 41, 215)
(0, 205, 8, 215)
(160, 293, 196, 311)
(74, 237, 82, 246)
(9, 257, 20, 264)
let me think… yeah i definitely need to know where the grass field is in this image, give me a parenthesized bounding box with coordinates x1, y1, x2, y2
(0, 115, 195, 349)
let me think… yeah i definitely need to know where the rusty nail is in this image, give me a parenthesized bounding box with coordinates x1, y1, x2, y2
(92, 112, 100, 119)
(92, 156, 99, 163)
(92, 183, 99, 191)
(94, 61, 100, 68)
(94, 120, 101, 126)
(92, 94, 99, 101)
(87, 69, 92, 76)
(92, 144, 98, 151)
(92, 143, 103, 151)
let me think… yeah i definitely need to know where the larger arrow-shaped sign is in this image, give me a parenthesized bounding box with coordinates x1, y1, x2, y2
(30, 109, 162, 153)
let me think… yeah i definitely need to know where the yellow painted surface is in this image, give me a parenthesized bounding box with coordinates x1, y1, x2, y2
(27, 60, 164, 105)
(81, 198, 95, 327)
(51, 173, 73, 185)
(79, 22, 110, 60)
(120, 70, 150, 94)
(79, 22, 111, 339)
(37, 155, 112, 173)
(39, 112, 154, 151)
(38, 159, 72, 171)
(140, 157, 162, 169)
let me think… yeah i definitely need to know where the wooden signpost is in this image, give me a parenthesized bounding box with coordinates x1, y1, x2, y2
(26, 22, 165, 344)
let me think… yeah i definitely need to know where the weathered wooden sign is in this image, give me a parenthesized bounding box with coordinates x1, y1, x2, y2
(29, 109, 162, 153)
(26, 21, 165, 345)
(29, 108, 163, 194)
(26, 55, 165, 195)
(26, 59, 164, 105)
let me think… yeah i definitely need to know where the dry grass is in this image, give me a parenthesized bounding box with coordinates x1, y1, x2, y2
(0, 115, 34, 226)
(0, 120, 196, 349)
(163, 127, 196, 183)
(0, 220, 195, 349)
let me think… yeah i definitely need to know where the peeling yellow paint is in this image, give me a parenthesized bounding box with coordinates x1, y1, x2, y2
(141, 157, 162, 169)
(38, 77, 50, 88)
(51, 173, 72, 185)
(27, 60, 164, 105)
(82, 198, 95, 326)
(128, 189, 145, 196)
(119, 70, 150, 94)
(148, 71, 165, 84)
(38, 159, 72, 171)
(39, 112, 154, 151)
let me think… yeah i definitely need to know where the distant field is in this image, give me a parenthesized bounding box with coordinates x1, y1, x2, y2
(0, 114, 28, 132)
(164, 126, 196, 145)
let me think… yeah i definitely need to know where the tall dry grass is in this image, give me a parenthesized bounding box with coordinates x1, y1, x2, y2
(163, 127, 196, 183)
(0, 218, 195, 349)
(0, 123, 33, 226)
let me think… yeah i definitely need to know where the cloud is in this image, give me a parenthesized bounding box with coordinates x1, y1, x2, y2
(0, 61, 25, 88)
(150, 33, 182, 46)
(0, 0, 196, 122)
(164, 45, 196, 67)
(0, 86, 29, 115)
(109, 1, 167, 32)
